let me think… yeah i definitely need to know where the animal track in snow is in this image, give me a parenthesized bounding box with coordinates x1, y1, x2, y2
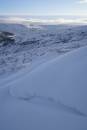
(9, 90, 87, 117)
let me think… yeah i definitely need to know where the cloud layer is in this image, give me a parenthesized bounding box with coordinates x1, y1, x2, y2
(78, 0, 87, 3)
(0, 16, 87, 25)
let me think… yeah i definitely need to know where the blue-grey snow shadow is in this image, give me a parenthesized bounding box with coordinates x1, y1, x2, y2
(12, 93, 87, 117)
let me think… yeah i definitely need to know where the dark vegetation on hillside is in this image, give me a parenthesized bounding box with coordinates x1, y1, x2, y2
(0, 31, 15, 46)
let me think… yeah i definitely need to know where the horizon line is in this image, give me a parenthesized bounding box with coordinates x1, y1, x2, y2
(0, 13, 87, 16)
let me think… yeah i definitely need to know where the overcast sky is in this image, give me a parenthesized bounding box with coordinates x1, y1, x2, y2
(0, 0, 87, 15)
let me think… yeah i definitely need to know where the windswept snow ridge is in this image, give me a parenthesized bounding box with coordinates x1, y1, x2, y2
(0, 46, 87, 130)
(0, 18, 87, 130)
(9, 46, 87, 117)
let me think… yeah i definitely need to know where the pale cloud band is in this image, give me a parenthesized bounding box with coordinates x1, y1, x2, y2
(0, 17, 87, 25)
(78, 0, 87, 3)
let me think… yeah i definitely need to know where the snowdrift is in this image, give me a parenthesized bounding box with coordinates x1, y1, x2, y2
(0, 46, 87, 130)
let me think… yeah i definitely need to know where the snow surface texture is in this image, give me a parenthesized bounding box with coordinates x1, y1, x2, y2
(0, 24, 87, 77)
(0, 46, 87, 130)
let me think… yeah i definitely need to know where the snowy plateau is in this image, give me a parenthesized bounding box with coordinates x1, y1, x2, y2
(0, 22, 87, 130)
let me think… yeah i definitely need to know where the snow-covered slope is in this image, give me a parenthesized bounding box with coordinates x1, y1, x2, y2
(0, 46, 87, 130)
(0, 24, 87, 77)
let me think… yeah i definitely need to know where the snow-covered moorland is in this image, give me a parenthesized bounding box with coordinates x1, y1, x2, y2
(0, 22, 87, 130)
(0, 45, 87, 130)
(0, 23, 87, 77)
